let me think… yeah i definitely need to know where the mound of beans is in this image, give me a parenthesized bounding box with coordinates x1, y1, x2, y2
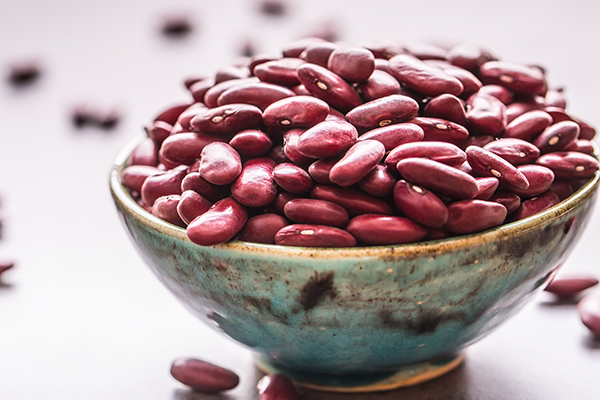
(121, 37, 599, 247)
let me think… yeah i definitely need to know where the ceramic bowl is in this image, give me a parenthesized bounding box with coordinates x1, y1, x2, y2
(110, 135, 599, 392)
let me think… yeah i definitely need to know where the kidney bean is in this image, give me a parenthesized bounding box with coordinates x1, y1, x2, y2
(263, 96, 329, 128)
(141, 165, 187, 206)
(327, 47, 375, 83)
(466, 93, 507, 136)
(299, 41, 339, 67)
(170, 358, 239, 393)
(160, 132, 226, 165)
(504, 110, 553, 141)
(248, 54, 279, 74)
(329, 140, 385, 186)
(153, 103, 191, 126)
(283, 129, 314, 165)
(488, 192, 521, 214)
(296, 63, 362, 112)
(476, 84, 513, 105)
(446, 43, 496, 73)
(466, 146, 530, 190)
(388, 54, 463, 97)
(253, 58, 305, 87)
(273, 192, 303, 214)
(483, 138, 540, 166)
(444, 200, 507, 234)
(229, 129, 273, 157)
(361, 38, 405, 60)
(393, 180, 449, 227)
(273, 163, 314, 193)
(536, 151, 599, 179)
(190, 104, 263, 136)
(346, 214, 428, 245)
(186, 197, 248, 246)
(199, 143, 242, 185)
(512, 190, 560, 221)
(176, 103, 208, 131)
(345, 95, 419, 129)
(374, 58, 391, 72)
(231, 158, 277, 207)
(359, 165, 396, 197)
(357, 123, 424, 151)
(275, 224, 356, 247)
(565, 139, 594, 155)
(236, 213, 288, 244)
(217, 82, 296, 111)
(578, 295, 600, 336)
(181, 172, 228, 203)
(291, 84, 311, 96)
(396, 158, 479, 199)
(158, 151, 181, 170)
(203, 77, 259, 108)
(284, 198, 349, 227)
(404, 43, 446, 60)
(326, 108, 348, 123)
(145, 120, 172, 146)
(189, 78, 216, 103)
(176, 190, 212, 225)
(533, 121, 580, 154)
(122, 165, 162, 193)
(184, 75, 208, 89)
(257, 373, 298, 400)
(354, 70, 401, 102)
(474, 177, 499, 200)
(505, 101, 543, 124)
(307, 157, 339, 184)
(130, 137, 159, 166)
(425, 60, 482, 97)
(409, 117, 469, 146)
(152, 195, 185, 227)
(311, 184, 392, 216)
(574, 117, 596, 140)
(386, 141, 467, 168)
(544, 275, 599, 298)
(462, 135, 495, 150)
(545, 88, 567, 109)
(480, 61, 547, 96)
(423, 94, 467, 126)
(282, 37, 327, 58)
(296, 120, 358, 159)
(550, 180, 574, 201)
(510, 165, 555, 198)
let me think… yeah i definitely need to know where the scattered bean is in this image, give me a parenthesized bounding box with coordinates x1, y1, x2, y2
(170, 358, 239, 392)
(577, 295, 600, 336)
(544, 275, 599, 298)
(257, 374, 298, 400)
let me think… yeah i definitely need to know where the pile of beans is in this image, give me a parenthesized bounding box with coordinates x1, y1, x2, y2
(121, 37, 599, 247)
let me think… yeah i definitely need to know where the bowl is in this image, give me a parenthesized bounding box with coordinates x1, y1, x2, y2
(110, 134, 599, 392)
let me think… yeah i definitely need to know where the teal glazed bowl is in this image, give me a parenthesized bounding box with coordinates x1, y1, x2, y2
(110, 135, 599, 392)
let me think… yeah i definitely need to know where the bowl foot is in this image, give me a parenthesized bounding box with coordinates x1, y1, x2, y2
(254, 353, 465, 393)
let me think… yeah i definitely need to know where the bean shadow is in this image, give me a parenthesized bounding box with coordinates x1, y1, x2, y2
(537, 296, 581, 308)
(582, 334, 600, 350)
(172, 388, 235, 400)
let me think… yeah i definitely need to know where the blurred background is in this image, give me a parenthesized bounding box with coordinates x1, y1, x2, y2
(0, 0, 599, 399)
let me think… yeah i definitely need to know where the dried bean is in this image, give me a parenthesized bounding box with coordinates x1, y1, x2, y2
(263, 96, 329, 128)
(386, 141, 467, 168)
(284, 198, 349, 227)
(189, 78, 216, 103)
(329, 140, 385, 186)
(565, 139, 594, 155)
(345, 94, 419, 129)
(154, 103, 191, 126)
(257, 374, 298, 400)
(186, 197, 248, 246)
(152, 195, 185, 227)
(273, 192, 303, 214)
(388, 54, 464, 97)
(423, 94, 467, 126)
(231, 158, 277, 207)
(215, 66, 250, 84)
(505, 101, 543, 124)
(545, 88, 567, 109)
(488, 192, 521, 214)
(476, 84, 513, 105)
(308, 157, 339, 184)
(410, 117, 469, 146)
(217, 82, 295, 110)
(253, 58, 305, 87)
(203, 77, 259, 108)
(229, 129, 273, 157)
(405, 43, 447, 60)
(466, 93, 507, 136)
(578, 295, 600, 336)
(466, 146, 530, 190)
(311, 185, 392, 216)
(273, 163, 314, 193)
(510, 165, 555, 198)
(393, 180, 449, 227)
(533, 121, 580, 154)
(160, 132, 226, 165)
(190, 104, 263, 136)
(122, 165, 162, 193)
(462, 135, 495, 149)
(145, 120, 172, 145)
(361, 38, 405, 60)
(297, 63, 362, 112)
(141, 165, 187, 206)
(181, 172, 228, 203)
(199, 143, 242, 185)
(444, 200, 507, 234)
(550, 180, 574, 201)
(425, 60, 482, 97)
(236, 213, 288, 244)
(544, 276, 599, 298)
(474, 177, 499, 200)
(177, 190, 212, 225)
(359, 165, 396, 197)
(327, 47, 375, 83)
(357, 123, 424, 151)
(354, 70, 401, 102)
(346, 214, 428, 245)
(275, 224, 356, 247)
(480, 61, 547, 95)
(177, 103, 208, 131)
(504, 110, 553, 141)
(282, 37, 326, 58)
(296, 120, 358, 159)
(483, 138, 540, 166)
(512, 190, 560, 221)
(170, 358, 239, 393)
(283, 129, 314, 165)
(299, 42, 339, 67)
(130, 137, 159, 166)
(536, 151, 599, 179)
(446, 43, 496, 73)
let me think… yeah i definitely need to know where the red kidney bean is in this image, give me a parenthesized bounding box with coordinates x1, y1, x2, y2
(374, 58, 391, 72)
(299, 41, 339, 67)
(130, 137, 159, 166)
(229, 129, 273, 157)
(462, 135, 495, 149)
(186, 197, 248, 246)
(189, 78, 216, 103)
(145, 120, 172, 145)
(273, 163, 314, 193)
(311, 184, 393, 216)
(122, 165, 162, 193)
(327, 47, 376, 83)
(425, 60, 482, 97)
(263, 96, 329, 128)
(152, 195, 185, 227)
(153, 103, 191, 126)
(393, 180, 449, 227)
(141, 165, 187, 206)
(424, 228, 451, 241)
(160, 132, 226, 165)
(326, 108, 348, 123)
(396, 158, 479, 199)
(354, 70, 401, 102)
(217, 82, 296, 111)
(291, 84, 311, 96)
(257, 373, 298, 400)
(512, 190, 560, 221)
(282, 37, 327, 58)
(480, 61, 547, 96)
(236, 213, 288, 244)
(357, 123, 424, 151)
(249, 54, 279, 74)
(466, 93, 507, 136)
(543, 107, 597, 141)
(273, 192, 303, 214)
(177, 190, 212, 225)
(308, 157, 339, 184)
(578, 295, 600, 336)
(359, 165, 396, 197)
(545, 88, 567, 109)
(510, 165, 555, 198)
(253, 58, 305, 87)
(488, 192, 521, 214)
(550, 180, 574, 201)
(203, 77, 259, 108)
(409, 117, 469, 146)
(386, 141, 467, 168)
(483, 138, 540, 166)
(176, 103, 208, 131)
(190, 104, 263, 136)
(181, 172, 228, 203)
(231, 157, 275, 204)
(296, 120, 358, 159)
(505, 101, 543, 124)
(574, 117, 596, 141)
(423, 94, 467, 126)
(444, 200, 507, 234)
(536, 151, 599, 179)
(504, 110, 553, 141)
(361, 38, 405, 60)
(297, 63, 362, 112)
(388, 54, 463, 97)
(170, 358, 239, 393)
(565, 139, 594, 155)
(275, 224, 356, 247)
(533, 121, 580, 154)
(346, 214, 428, 245)
(158, 151, 181, 170)
(474, 177, 499, 200)
(466, 146, 530, 190)
(199, 143, 242, 185)
(284, 198, 349, 227)
(283, 129, 314, 165)
(476, 84, 513, 105)
(405, 43, 447, 60)
(346, 95, 419, 129)
(544, 275, 599, 298)
(329, 140, 385, 186)
(446, 43, 496, 73)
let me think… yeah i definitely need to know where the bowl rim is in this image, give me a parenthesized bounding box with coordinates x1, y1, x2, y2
(110, 133, 600, 258)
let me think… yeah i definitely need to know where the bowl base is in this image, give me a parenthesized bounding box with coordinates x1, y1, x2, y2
(254, 353, 465, 393)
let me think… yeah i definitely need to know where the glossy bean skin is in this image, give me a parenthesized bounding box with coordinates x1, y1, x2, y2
(217, 82, 296, 111)
(474, 177, 499, 200)
(189, 78, 216, 103)
(236, 213, 288, 244)
(170, 358, 240, 393)
(327, 47, 375, 83)
(424, 60, 482, 97)
(444, 200, 507, 234)
(423, 94, 467, 126)
(253, 58, 305, 87)
(296, 120, 358, 159)
(199, 143, 242, 185)
(544, 276, 599, 298)
(282, 37, 327, 58)
(145, 120, 172, 146)
(483, 138, 540, 166)
(141, 165, 187, 206)
(273, 192, 303, 214)
(273, 163, 314, 193)
(203, 77, 259, 108)
(462, 135, 495, 150)
(284, 198, 349, 227)
(466, 146, 530, 190)
(130, 137, 158, 166)
(544, 88, 567, 109)
(186, 197, 248, 246)
(466, 93, 507, 136)
(386, 141, 467, 168)
(505, 101, 543, 124)
(262, 96, 329, 128)
(393, 180, 449, 227)
(311, 184, 393, 216)
(215, 65, 250, 83)
(177, 190, 212, 225)
(504, 110, 553, 141)
(345, 94, 419, 129)
(405, 43, 447, 60)
(346, 214, 428, 245)
(479, 61, 547, 96)
(388, 54, 464, 97)
(361, 38, 404, 60)
(152, 195, 185, 227)
(533, 121, 580, 154)
(274, 224, 357, 247)
(329, 140, 385, 187)
(578, 295, 600, 336)
(177, 103, 209, 131)
(446, 43, 496, 73)
(308, 157, 339, 184)
(512, 190, 560, 221)
(154, 103, 191, 125)
(190, 104, 263, 136)
(536, 151, 599, 179)
(296, 63, 362, 112)
(475, 84, 513, 105)
(357, 123, 424, 151)
(409, 117, 469, 146)
(283, 129, 314, 165)
(510, 165, 555, 198)
(121, 165, 162, 193)
(565, 139, 594, 155)
(231, 158, 277, 207)
(488, 192, 521, 214)
(160, 132, 226, 165)
(354, 70, 401, 102)
(396, 158, 479, 199)
(229, 129, 273, 157)
(550, 180, 574, 201)
(359, 165, 396, 197)
(257, 374, 298, 400)
(181, 172, 228, 203)
(299, 41, 339, 67)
